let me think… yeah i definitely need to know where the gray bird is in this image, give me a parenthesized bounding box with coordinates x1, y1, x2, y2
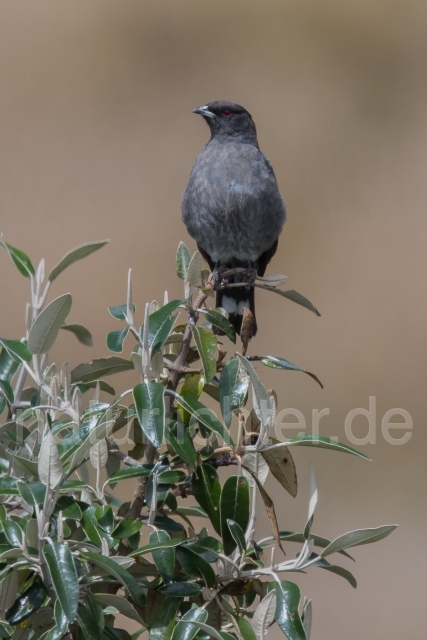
(182, 100, 286, 337)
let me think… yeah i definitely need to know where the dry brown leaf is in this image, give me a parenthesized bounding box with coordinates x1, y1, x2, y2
(242, 463, 285, 555)
(261, 438, 298, 498)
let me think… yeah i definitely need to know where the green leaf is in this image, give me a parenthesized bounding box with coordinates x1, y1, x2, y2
(176, 395, 233, 446)
(0, 240, 34, 277)
(220, 475, 250, 556)
(165, 422, 198, 472)
(157, 470, 187, 484)
(321, 525, 397, 557)
(313, 556, 357, 588)
(201, 309, 236, 343)
(112, 518, 142, 539)
(108, 304, 135, 321)
(192, 464, 221, 535)
(95, 505, 114, 533)
(255, 285, 320, 316)
(282, 434, 371, 460)
(17, 481, 46, 507)
(259, 355, 323, 389)
(259, 531, 354, 561)
(191, 326, 217, 383)
(133, 382, 165, 448)
(227, 519, 247, 557)
(235, 616, 257, 640)
(107, 464, 153, 484)
(170, 605, 208, 640)
(0, 381, 13, 405)
(43, 542, 79, 622)
(150, 596, 181, 640)
(73, 380, 116, 395)
(0, 339, 32, 363)
(80, 551, 145, 605)
(176, 546, 215, 587)
(219, 358, 249, 427)
(159, 582, 201, 598)
(130, 537, 185, 558)
(176, 241, 191, 281)
(149, 529, 175, 582)
(236, 353, 272, 428)
(60, 323, 93, 347)
(2, 520, 23, 547)
(140, 300, 184, 353)
(71, 356, 134, 383)
(0, 348, 20, 382)
(107, 327, 130, 353)
(82, 506, 104, 547)
(93, 594, 144, 624)
(39, 430, 63, 488)
(28, 294, 72, 354)
(48, 240, 109, 282)
(184, 621, 236, 640)
(267, 581, 307, 640)
(253, 590, 277, 638)
(0, 478, 20, 497)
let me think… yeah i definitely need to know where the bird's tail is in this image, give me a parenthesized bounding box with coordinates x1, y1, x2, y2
(215, 285, 257, 337)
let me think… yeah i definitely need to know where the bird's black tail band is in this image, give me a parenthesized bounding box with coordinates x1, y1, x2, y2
(215, 286, 257, 337)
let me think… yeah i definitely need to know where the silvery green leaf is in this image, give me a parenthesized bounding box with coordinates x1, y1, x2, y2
(242, 452, 269, 488)
(176, 241, 191, 281)
(60, 362, 70, 397)
(149, 300, 160, 314)
(304, 464, 317, 540)
(302, 598, 312, 639)
(237, 353, 272, 430)
(185, 251, 202, 290)
(48, 240, 109, 282)
(0, 239, 35, 278)
(89, 438, 108, 470)
(256, 274, 288, 287)
(36, 258, 45, 288)
(255, 285, 320, 317)
(321, 525, 397, 558)
(253, 589, 277, 638)
(151, 351, 163, 379)
(38, 430, 63, 489)
(28, 294, 72, 354)
(71, 387, 82, 422)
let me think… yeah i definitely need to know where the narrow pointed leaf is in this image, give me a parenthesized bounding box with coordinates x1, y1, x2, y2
(71, 356, 133, 383)
(282, 435, 370, 460)
(28, 294, 72, 354)
(220, 475, 250, 556)
(149, 529, 175, 582)
(80, 552, 145, 604)
(0, 240, 34, 277)
(191, 326, 217, 382)
(176, 395, 233, 445)
(0, 339, 32, 363)
(165, 422, 198, 472)
(107, 464, 154, 484)
(93, 594, 144, 624)
(48, 240, 109, 282)
(185, 252, 202, 289)
(255, 286, 320, 316)
(176, 546, 215, 587)
(133, 382, 165, 448)
(267, 581, 306, 640)
(60, 323, 93, 347)
(0, 381, 13, 405)
(43, 542, 79, 622)
(321, 525, 397, 558)
(259, 356, 323, 388)
(236, 354, 272, 428)
(227, 519, 247, 557)
(192, 464, 221, 534)
(202, 309, 236, 343)
(140, 300, 184, 353)
(313, 556, 357, 588)
(129, 537, 185, 557)
(219, 358, 249, 427)
(0, 348, 20, 381)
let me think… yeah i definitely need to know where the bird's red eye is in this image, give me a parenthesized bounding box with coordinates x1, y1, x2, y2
(223, 110, 232, 117)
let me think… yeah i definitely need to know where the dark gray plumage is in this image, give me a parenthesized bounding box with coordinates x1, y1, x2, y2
(182, 101, 286, 336)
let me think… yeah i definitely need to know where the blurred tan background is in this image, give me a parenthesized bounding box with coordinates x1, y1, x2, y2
(0, 1, 426, 637)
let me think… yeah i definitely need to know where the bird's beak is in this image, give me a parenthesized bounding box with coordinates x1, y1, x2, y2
(193, 105, 215, 119)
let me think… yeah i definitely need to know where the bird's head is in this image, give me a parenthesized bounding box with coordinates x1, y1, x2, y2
(193, 101, 257, 142)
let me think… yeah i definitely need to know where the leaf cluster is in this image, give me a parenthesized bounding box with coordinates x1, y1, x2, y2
(0, 237, 396, 639)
